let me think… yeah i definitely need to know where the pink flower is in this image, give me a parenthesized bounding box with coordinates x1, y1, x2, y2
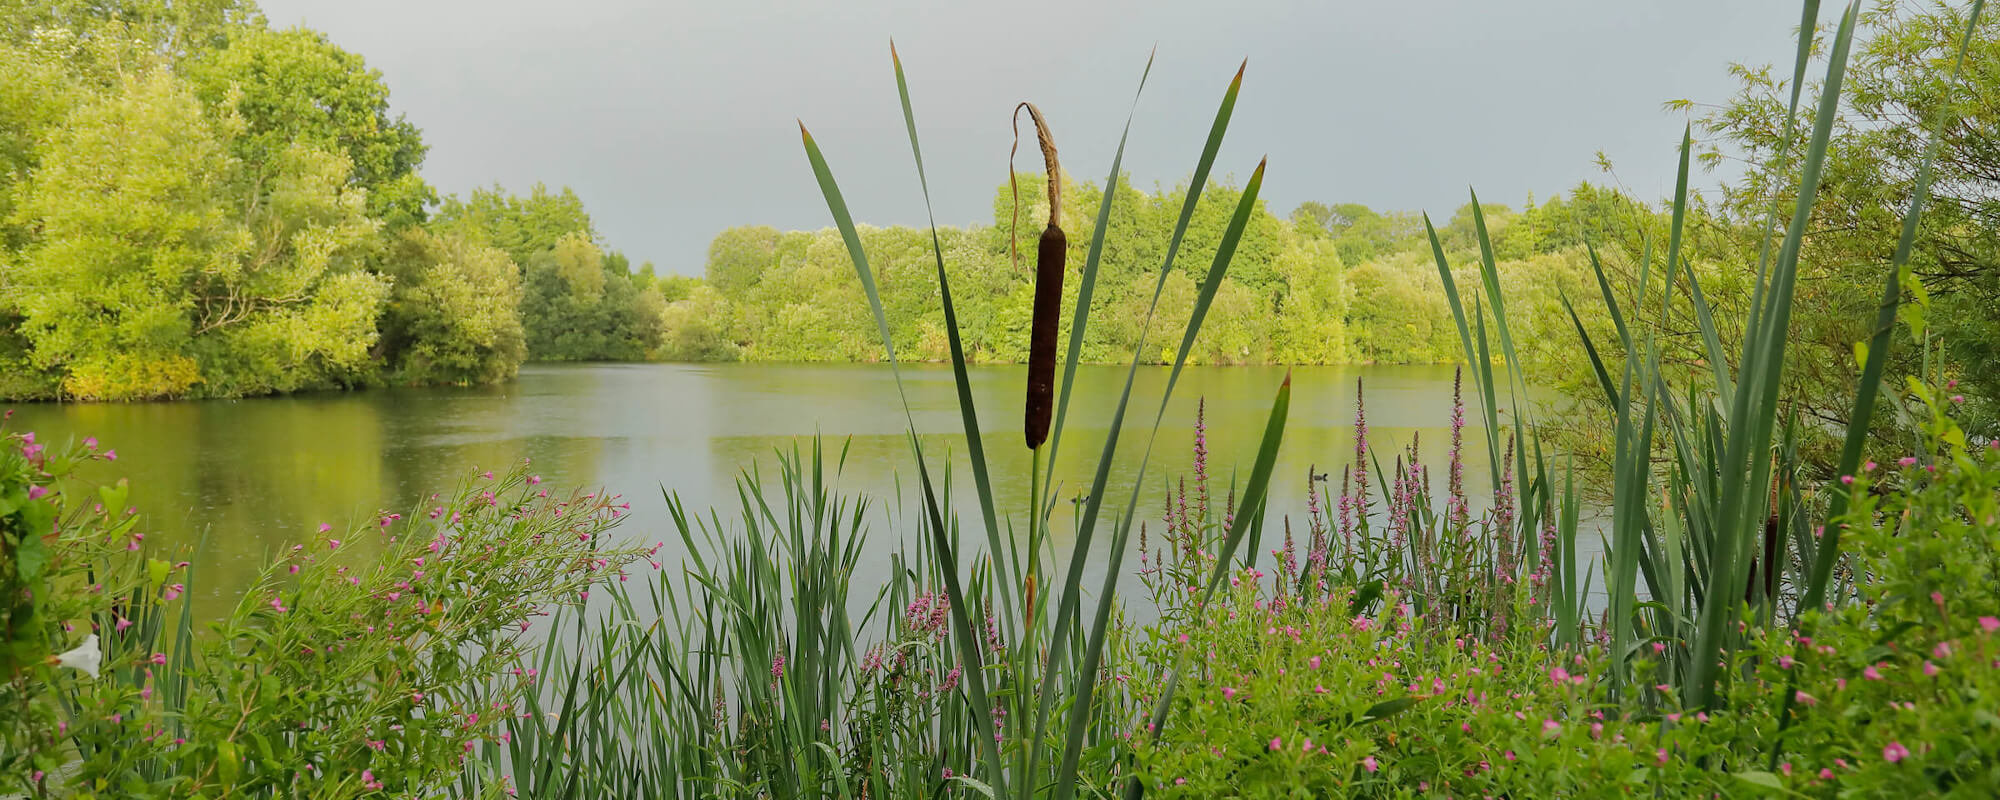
(1978, 616, 1999, 633)
(103, 449, 116, 461)
(82, 436, 97, 450)
(1924, 661, 1939, 677)
(1269, 737, 1283, 752)
(269, 597, 287, 614)
(1884, 741, 1910, 763)
(1542, 719, 1560, 735)
(1361, 755, 1379, 772)
(319, 523, 333, 533)
(26, 485, 48, 501)
(1656, 748, 1669, 766)
(115, 617, 132, 632)
(1222, 687, 1236, 700)
(1796, 691, 1817, 706)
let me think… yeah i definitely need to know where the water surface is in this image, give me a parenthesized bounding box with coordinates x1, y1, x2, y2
(9, 362, 1502, 619)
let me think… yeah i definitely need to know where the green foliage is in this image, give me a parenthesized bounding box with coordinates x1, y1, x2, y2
(655, 284, 738, 361)
(0, 6, 666, 401)
(1698, 0, 2000, 445)
(681, 182, 1634, 368)
(436, 185, 665, 362)
(432, 183, 596, 267)
(1129, 448, 2000, 799)
(0, 426, 641, 797)
(378, 227, 527, 385)
(0, 63, 386, 400)
(0, 427, 139, 787)
(182, 25, 433, 228)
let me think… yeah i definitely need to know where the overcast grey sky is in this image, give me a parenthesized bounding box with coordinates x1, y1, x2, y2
(258, 1, 1811, 275)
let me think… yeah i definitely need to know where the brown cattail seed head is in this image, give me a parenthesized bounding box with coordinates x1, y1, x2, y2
(1014, 102, 1063, 450)
(1026, 223, 1065, 449)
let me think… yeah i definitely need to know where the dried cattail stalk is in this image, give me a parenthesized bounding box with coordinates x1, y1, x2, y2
(1013, 102, 1064, 450)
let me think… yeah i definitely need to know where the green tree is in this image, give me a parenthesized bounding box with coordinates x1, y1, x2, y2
(1694, 1, 2000, 444)
(551, 230, 606, 302)
(433, 183, 594, 266)
(379, 227, 526, 385)
(183, 26, 433, 227)
(657, 284, 739, 361)
(705, 224, 780, 296)
(1, 67, 383, 399)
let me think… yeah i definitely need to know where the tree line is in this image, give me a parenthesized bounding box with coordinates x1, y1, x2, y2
(666, 177, 1650, 370)
(0, 1, 668, 401)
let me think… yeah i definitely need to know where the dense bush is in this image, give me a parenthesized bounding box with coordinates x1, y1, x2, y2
(0, 420, 641, 797)
(1128, 384, 2000, 798)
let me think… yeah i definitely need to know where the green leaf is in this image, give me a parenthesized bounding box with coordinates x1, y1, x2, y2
(950, 776, 999, 799)
(1734, 771, 1783, 790)
(1357, 697, 1423, 724)
(216, 741, 241, 787)
(13, 533, 48, 583)
(98, 478, 129, 516)
(889, 42, 1014, 639)
(801, 118, 1008, 793)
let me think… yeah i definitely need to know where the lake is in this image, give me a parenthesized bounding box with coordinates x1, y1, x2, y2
(8, 362, 1508, 620)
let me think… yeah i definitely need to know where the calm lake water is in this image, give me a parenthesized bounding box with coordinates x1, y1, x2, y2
(8, 362, 1508, 620)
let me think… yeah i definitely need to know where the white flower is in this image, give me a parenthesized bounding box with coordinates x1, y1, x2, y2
(54, 634, 100, 679)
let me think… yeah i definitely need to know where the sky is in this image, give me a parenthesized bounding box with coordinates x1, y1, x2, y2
(257, 0, 1813, 275)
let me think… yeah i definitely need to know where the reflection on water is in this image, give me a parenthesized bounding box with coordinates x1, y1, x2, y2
(9, 362, 1510, 620)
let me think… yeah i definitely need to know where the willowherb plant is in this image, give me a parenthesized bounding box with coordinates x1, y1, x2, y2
(3, 436, 639, 798)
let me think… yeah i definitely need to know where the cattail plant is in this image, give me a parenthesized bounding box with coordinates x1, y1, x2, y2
(803, 47, 1275, 800)
(1014, 103, 1065, 451)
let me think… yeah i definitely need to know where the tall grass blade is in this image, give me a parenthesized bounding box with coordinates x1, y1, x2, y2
(1050, 158, 1269, 800)
(1025, 62, 1247, 789)
(1043, 49, 1157, 492)
(1686, 0, 1859, 709)
(1770, 0, 1985, 758)
(891, 42, 1019, 637)
(800, 123, 1009, 789)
